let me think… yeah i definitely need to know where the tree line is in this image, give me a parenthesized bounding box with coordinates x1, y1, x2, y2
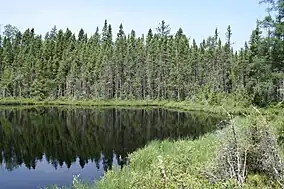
(0, 0, 283, 106)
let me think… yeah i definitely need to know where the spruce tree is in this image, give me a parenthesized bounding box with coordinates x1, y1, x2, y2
(1, 14, 283, 105)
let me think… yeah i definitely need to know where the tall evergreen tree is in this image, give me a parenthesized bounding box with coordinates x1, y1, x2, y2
(0, 17, 283, 106)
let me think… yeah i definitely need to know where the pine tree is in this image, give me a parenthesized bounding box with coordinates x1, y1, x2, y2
(88, 27, 101, 98)
(174, 28, 190, 100)
(224, 25, 233, 93)
(1, 15, 283, 105)
(114, 24, 127, 99)
(0, 35, 3, 79)
(145, 29, 154, 99)
(260, 0, 284, 102)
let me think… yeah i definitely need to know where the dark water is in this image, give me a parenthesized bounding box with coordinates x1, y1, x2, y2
(0, 107, 223, 189)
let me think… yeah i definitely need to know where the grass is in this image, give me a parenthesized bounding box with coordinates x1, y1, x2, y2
(1, 98, 282, 188)
(95, 134, 220, 189)
(43, 115, 284, 189)
(0, 97, 252, 115)
(65, 114, 282, 189)
(45, 133, 220, 189)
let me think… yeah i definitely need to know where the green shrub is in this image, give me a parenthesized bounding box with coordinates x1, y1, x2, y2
(207, 109, 283, 187)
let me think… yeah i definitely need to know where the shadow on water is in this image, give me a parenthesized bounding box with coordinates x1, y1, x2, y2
(0, 107, 223, 188)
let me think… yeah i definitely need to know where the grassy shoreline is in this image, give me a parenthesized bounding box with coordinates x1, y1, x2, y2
(51, 113, 282, 189)
(1, 98, 281, 188)
(0, 98, 249, 115)
(91, 113, 284, 189)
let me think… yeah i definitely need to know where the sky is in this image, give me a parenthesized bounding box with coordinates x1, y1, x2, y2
(1, 0, 268, 49)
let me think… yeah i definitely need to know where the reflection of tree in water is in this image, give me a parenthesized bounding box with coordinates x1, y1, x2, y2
(0, 107, 223, 171)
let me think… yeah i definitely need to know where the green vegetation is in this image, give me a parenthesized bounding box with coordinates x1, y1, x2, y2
(96, 135, 220, 189)
(0, 108, 222, 172)
(46, 109, 282, 189)
(0, 97, 250, 115)
(1, 0, 284, 188)
(0, 1, 283, 107)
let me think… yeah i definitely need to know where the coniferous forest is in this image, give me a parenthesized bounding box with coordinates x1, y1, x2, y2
(0, 0, 283, 106)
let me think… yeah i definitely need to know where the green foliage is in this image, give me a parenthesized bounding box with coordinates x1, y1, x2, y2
(1, 6, 284, 188)
(0, 17, 281, 105)
(96, 137, 220, 189)
(94, 111, 284, 189)
(207, 111, 283, 188)
(0, 107, 222, 172)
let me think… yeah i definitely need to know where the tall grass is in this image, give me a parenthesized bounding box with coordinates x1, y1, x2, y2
(96, 135, 220, 189)
(43, 114, 284, 189)
(3, 98, 281, 188)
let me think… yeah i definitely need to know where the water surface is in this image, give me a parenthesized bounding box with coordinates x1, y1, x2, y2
(0, 107, 223, 188)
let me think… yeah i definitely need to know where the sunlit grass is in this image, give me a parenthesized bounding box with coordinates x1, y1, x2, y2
(0, 98, 282, 188)
(95, 134, 221, 189)
(44, 112, 284, 189)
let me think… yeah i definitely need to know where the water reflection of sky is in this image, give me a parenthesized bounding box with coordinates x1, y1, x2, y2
(0, 154, 120, 189)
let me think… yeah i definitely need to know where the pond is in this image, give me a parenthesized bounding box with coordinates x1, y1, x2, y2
(0, 107, 223, 189)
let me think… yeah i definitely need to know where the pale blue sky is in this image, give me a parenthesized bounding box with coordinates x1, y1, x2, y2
(1, 0, 267, 49)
